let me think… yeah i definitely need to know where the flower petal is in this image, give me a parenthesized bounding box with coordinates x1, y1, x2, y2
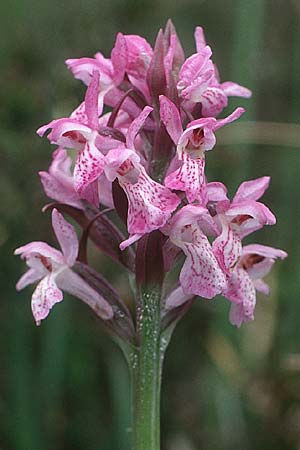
(242, 244, 287, 260)
(126, 105, 153, 149)
(221, 81, 252, 98)
(165, 285, 194, 309)
(14, 242, 64, 265)
(16, 268, 43, 291)
(178, 228, 226, 299)
(200, 87, 228, 117)
(225, 267, 256, 327)
(194, 26, 207, 52)
(57, 268, 113, 320)
(165, 153, 206, 203)
(111, 32, 127, 85)
(214, 107, 245, 131)
(74, 141, 105, 195)
(31, 275, 63, 326)
(159, 95, 183, 144)
(226, 200, 276, 237)
(84, 70, 100, 129)
(51, 209, 78, 266)
(37, 118, 92, 149)
(120, 166, 180, 235)
(66, 54, 113, 87)
(212, 222, 242, 273)
(233, 176, 270, 203)
(39, 171, 83, 209)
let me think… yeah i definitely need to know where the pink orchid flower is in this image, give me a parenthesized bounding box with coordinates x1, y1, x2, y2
(66, 34, 125, 103)
(105, 146, 180, 250)
(66, 33, 153, 102)
(176, 26, 251, 117)
(212, 177, 276, 273)
(101, 105, 180, 249)
(224, 244, 287, 327)
(37, 72, 117, 204)
(15, 209, 113, 325)
(160, 95, 244, 202)
(167, 205, 226, 299)
(39, 148, 83, 209)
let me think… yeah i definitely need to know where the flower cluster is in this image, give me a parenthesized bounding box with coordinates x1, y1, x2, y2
(15, 22, 286, 330)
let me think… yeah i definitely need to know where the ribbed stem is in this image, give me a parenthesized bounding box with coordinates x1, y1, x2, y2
(131, 286, 163, 450)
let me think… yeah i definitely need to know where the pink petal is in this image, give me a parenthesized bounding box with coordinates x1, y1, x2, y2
(159, 95, 183, 144)
(221, 81, 252, 98)
(111, 32, 127, 85)
(224, 267, 256, 327)
(242, 244, 287, 260)
(168, 205, 226, 299)
(194, 26, 207, 52)
(57, 268, 113, 320)
(165, 153, 206, 203)
(206, 181, 228, 202)
(97, 173, 114, 208)
(180, 67, 214, 102)
(165, 285, 194, 309)
(120, 166, 181, 235)
(119, 233, 143, 250)
(126, 106, 153, 149)
(39, 171, 82, 209)
(178, 228, 226, 299)
(214, 107, 245, 131)
(226, 201, 276, 237)
(51, 209, 78, 266)
(84, 71, 100, 130)
(233, 176, 270, 203)
(178, 46, 212, 89)
(240, 244, 287, 280)
(74, 141, 105, 195)
(212, 222, 242, 273)
(39, 149, 82, 208)
(31, 275, 63, 326)
(66, 55, 113, 87)
(80, 179, 99, 207)
(37, 119, 92, 149)
(14, 242, 64, 265)
(16, 268, 43, 291)
(104, 148, 140, 182)
(200, 87, 228, 117)
(178, 117, 216, 155)
(253, 279, 270, 295)
(123, 34, 153, 79)
(71, 101, 88, 124)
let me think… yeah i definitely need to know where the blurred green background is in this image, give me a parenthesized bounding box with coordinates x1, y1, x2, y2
(1, 0, 300, 449)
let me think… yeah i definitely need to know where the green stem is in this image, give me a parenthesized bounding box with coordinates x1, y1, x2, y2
(131, 286, 163, 450)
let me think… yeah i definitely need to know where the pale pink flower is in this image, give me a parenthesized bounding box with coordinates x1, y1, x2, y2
(224, 244, 287, 327)
(104, 147, 180, 249)
(160, 95, 244, 202)
(39, 148, 83, 209)
(167, 205, 226, 299)
(15, 209, 113, 325)
(37, 72, 113, 204)
(177, 26, 251, 117)
(212, 177, 276, 273)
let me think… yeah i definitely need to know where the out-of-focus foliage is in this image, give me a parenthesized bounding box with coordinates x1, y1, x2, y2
(0, 1, 300, 449)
